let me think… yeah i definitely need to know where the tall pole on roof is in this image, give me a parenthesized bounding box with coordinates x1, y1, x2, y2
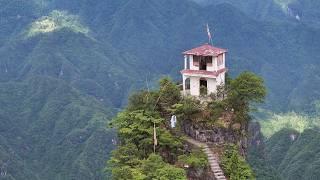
(206, 23, 213, 45)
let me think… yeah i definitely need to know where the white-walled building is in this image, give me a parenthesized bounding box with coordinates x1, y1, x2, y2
(181, 44, 227, 97)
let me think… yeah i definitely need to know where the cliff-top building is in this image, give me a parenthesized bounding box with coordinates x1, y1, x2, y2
(181, 44, 227, 97)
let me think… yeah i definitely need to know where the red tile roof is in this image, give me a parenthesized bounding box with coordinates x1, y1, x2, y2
(181, 68, 227, 78)
(183, 44, 227, 56)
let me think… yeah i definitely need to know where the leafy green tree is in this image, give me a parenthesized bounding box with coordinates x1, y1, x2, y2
(127, 77, 180, 115)
(171, 97, 201, 121)
(127, 91, 159, 112)
(155, 165, 186, 180)
(107, 143, 144, 180)
(178, 150, 209, 169)
(221, 145, 255, 180)
(158, 77, 181, 115)
(228, 71, 266, 125)
(229, 71, 266, 105)
(141, 154, 186, 180)
(108, 143, 141, 168)
(111, 110, 163, 156)
(111, 108, 184, 156)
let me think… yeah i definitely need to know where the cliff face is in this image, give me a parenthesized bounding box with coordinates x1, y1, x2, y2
(182, 119, 248, 155)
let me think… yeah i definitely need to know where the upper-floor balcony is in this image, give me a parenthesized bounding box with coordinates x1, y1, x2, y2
(181, 68, 227, 78)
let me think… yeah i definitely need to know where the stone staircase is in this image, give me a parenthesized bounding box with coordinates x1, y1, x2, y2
(186, 138, 227, 180)
(203, 144, 227, 180)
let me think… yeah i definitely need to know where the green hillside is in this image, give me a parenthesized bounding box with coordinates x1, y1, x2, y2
(193, 0, 320, 27)
(72, 0, 320, 112)
(0, 77, 114, 179)
(249, 128, 320, 180)
(1, 0, 320, 179)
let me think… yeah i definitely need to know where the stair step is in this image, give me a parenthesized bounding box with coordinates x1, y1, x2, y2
(186, 138, 227, 180)
(213, 170, 222, 173)
(215, 172, 224, 175)
(212, 167, 221, 170)
(216, 177, 226, 179)
(211, 167, 221, 169)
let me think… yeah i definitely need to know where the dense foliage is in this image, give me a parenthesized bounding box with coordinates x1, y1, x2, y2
(249, 128, 320, 180)
(1, 0, 320, 179)
(228, 71, 267, 125)
(178, 150, 209, 169)
(108, 78, 211, 180)
(109, 74, 263, 179)
(174, 72, 266, 131)
(221, 145, 255, 180)
(0, 77, 114, 180)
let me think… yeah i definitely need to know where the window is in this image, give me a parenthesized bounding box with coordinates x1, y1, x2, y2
(193, 56, 199, 66)
(186, 56, 190, 69)
(217, 55, 223, 66)
(185, 78, 190, 90)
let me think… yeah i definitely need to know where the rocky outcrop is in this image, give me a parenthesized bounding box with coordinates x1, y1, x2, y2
(182, 119, 248, 155)
(187, 167, 215, 180)
(248, 121, 264, 148)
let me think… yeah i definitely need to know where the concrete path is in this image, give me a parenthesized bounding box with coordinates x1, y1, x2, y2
(185, 138, 227, 180)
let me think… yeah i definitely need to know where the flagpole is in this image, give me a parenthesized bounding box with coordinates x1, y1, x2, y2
(153, 122, 156, 153)
(206, 23, 213, 45)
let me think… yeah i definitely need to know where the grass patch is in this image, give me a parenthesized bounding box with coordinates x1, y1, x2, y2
(257, 111, 320, 138)
(27, 10, 89, 37)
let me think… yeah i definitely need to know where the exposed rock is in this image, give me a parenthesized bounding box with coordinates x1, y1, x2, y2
(182, 119, 248, 155)
(187, 167, 215, 180)
(231, 123, 241, 130)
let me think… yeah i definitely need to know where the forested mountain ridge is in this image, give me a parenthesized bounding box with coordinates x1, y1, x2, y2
(192, 0, 320, 28)
(249, 128, 320, 180)
(76, 0, 320, 112)
(0, 77, 114, 179)
(3, 0, 320, 111)
(1, 0, 320, 179)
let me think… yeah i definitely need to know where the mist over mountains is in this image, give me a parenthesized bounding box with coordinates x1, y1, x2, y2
(1, 0, 320, 179)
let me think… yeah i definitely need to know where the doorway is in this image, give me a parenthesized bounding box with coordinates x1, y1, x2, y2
(200, 79, 207, 95)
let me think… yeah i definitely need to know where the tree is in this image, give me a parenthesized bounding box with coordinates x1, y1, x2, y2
(111, 110, 163, 156)
(158, 77, 181, 115)
(107, 143, 144, 180)
(178, 150, 209, 169)
(108, 143, 141, 168)
(141, 154, 186, 180)
(229, 71, 266, 105)
(221, 145, 255, 180)
(171, 97, 201, 121)
(228, 71, 266, 125)
(127, 91, 159, 112)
